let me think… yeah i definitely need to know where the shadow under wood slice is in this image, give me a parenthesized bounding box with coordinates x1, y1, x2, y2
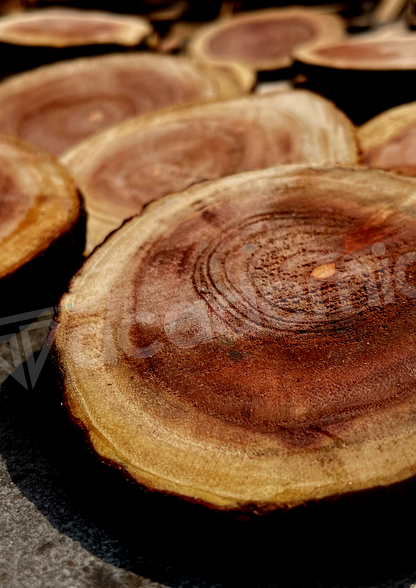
(293, 65, 416, 125)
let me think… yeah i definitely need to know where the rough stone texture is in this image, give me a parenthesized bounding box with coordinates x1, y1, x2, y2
(1, 309, 416, 588)
(0, 311, 166, 588)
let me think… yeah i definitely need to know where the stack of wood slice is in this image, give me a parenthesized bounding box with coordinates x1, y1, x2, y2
(358, 101, 416, 175)
(0, 134, 85, 318)
(188, 8, 345, 77)
(294, 27, 416, 124)
(0, 8, 154, 74)
(55, 165, 416, 511)
(0, 53, 253, 156)
(62, 90, 357, 254)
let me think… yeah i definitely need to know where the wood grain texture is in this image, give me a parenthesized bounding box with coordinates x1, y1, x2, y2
(359, 101, 416, 176)
(0, 53, 254, 156)
(296, 34, 416, 71)
(62, 89, 357, 254)
(0, 7, 153, 47)
(188, 8, 345, 73)
(0, 134, 85, 318)
(55, 165, 416, 511)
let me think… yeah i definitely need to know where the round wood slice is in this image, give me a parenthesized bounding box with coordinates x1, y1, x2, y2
(188, 8, 345, 74)
(0, 53, 254, 157)
(0, 8, 154, 75)
(0, 134, 85, 319)
(0, 8, 152, 48)
(62, 89, 357, 255)
(296, 34, 416, 71)
(55, 165, 416, 511)
(358, 101, 416, 176)
(294, 32, 416, 124)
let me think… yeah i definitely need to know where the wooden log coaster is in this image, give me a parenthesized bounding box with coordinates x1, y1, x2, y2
(0, 8, 154, 74)
(54, 165, 416, 511)
(294, 32, 416, 124)
(188, 8, 345, 77)
(0, 134, 85, 319)
(62, 90, 357, 254)
(358, 101, 416, 176)
(0, 8, 152, 48)
(0, 53, 254, 157)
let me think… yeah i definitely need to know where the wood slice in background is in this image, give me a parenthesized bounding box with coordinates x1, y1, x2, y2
(0, 53, 254, 156)
(188, 8, 345, 77)
(0, 134, 85, 320)
(62, 90, 357, 254)
(0, 8, 152, 47)
(0, 8, 154, 75)
(294, 30, 416, 124)
(189, 8, 344, 77)
(358, 101, 416, 175)
(55, 165, 416, 511)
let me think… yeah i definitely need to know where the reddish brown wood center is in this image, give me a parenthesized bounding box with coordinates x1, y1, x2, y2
(0, 164, 34, 241)
(208, 18, 316, 62)
(6, 18, 118, 40)
(115, 190, 416, 449)
(0, 68, 206, 155)
(87, 118, 297, 216)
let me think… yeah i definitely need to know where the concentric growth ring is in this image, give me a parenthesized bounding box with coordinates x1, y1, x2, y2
(56, 166, 416, 511)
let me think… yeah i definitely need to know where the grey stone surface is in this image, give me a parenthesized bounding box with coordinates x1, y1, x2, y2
(1, 310, 416, 588)
(0, 313, 167, 588)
